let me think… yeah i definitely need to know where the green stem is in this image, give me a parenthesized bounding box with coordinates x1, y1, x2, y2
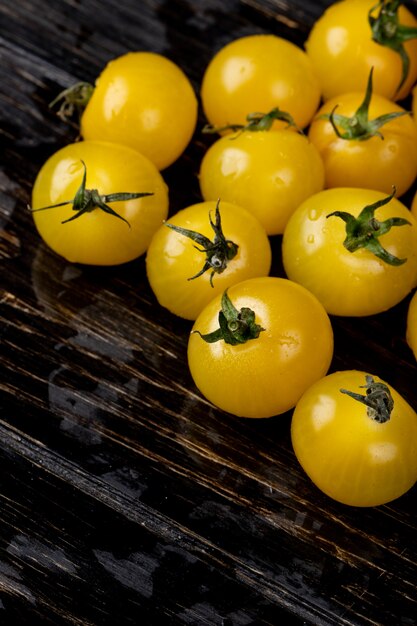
(28, 161, 153, 227)
(319, 68, 409, 141)
(166, 200, 239, 286)
(368, 0, 417, 94)
(203, 107, 301, 136)
(193, 289, 264, 345)
(49, 81, 94, 122)
(340, 374, 394, 423)
(327, 187, 411, 265)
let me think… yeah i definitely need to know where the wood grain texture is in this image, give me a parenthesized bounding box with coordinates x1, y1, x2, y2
(1, 1, 417, 624)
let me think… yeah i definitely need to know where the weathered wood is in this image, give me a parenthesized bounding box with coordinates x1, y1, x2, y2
(1, 1, 417, 624)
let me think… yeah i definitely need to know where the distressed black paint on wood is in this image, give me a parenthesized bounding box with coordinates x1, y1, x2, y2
(1, 1, 417, 625)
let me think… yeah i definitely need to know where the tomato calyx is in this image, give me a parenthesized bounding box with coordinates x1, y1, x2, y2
(320, 68, 409, 141)
(369, 0, 417, 94)
(202, 107, 299, 135)
(166, 200, 239, 286)
(193, 289, 264, 345)
(49, 82, 94, 122)
(340, 374, 394, 423)
(327, 187, 411, 266)
(28, 161, 153, 227)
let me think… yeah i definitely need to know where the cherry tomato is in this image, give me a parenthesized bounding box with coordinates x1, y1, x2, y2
(78, 52, 198, 170)
(187, 277, 334, 418)
(201, 34, 321, 131)
(305, 0, 417, 102)
(31, 141, 169, 265)
(199, 129, 325, 235)
(308, 82, 417, 197)
(146, 200, 271, 320)
(291, 370, 417, 507)
(282, 188, 417, 316)
(407, 291, 417, 360)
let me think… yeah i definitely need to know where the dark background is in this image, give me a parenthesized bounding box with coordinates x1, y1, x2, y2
(1, 1, 417, 624)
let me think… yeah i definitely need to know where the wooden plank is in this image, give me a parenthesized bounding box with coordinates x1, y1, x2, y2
(1, 1, 417, 624)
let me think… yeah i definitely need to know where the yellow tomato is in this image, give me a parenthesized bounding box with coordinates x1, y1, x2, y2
(188, 277, 334, 418)
(31, 141, 169, 265)
(80, 52, 198, 170)
(201, 34, 321, 131)
(282, 188, 417, 316)
(308, 91, 417, 197)
(407, 291, 417, 360)
(306, 0, 417, 101)
(199, 130, 325, 235)
(291, 370, 417, 506)
(146, 200, 271, 320)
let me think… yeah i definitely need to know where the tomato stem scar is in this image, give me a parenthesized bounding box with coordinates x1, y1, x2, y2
(340, 374, 394, 423)
(193, 289, 264, 345)
(28, 161, 153, 227)
(165, 199, 239, 286)
(326, 186, 411, 265)
(369, 0, 417, 94)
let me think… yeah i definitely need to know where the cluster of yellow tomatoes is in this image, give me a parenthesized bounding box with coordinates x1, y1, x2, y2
(30, 0, 417, 507)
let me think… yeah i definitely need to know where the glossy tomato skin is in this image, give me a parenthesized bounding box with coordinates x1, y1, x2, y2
(305, 0, 417, 102)
(407, 291, 417, 360)
(80, 52, 198, 170)
(201, 34, 321, 131)
(291, 370, 417, 507)
(282, 188, 417, 316)
(188, 277, 334, 418)
(146, 201, 271, 320)
(31, 141, 169, 265)
(199, 130, 325, 235)
(308, 93, 417, 197)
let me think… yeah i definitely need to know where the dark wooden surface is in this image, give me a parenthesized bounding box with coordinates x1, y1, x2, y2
(1, 1, 417, 624)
